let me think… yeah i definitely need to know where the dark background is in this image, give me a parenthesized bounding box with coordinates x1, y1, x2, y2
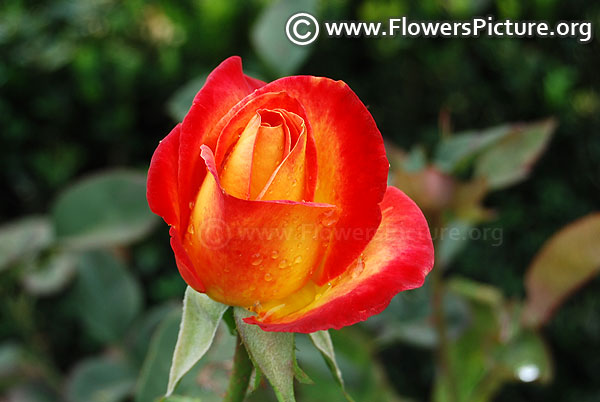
(1, 0, 599, 401)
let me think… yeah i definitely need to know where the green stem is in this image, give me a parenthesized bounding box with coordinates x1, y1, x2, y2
(432, 262, 458, 402)
(224, 334, 253, 402)
(430, 212, 459, 402)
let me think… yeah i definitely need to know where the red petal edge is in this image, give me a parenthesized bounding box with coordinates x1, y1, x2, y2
(170, 226, 205, 293)
(147, 124, 181, 226)
(244, 186, 434, 333)
(177, 56, 265, 231)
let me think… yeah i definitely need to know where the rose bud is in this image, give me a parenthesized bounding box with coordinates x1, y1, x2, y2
(147, 56, 434, 332)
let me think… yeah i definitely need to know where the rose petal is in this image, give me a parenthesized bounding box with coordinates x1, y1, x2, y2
(170, 226, 205, 292)
(147, 124, 181, 226)
(183, 145, 338, 307)
(214, 92, 307, 167)
(219, 113, 262, 199)
(244, 186, 434, 333)
(177, 56, 265, 230)
(251, 77, 389, 283)
(258, 127, 309, 202)
(214, 91, 317, 201)
(249, 112, 288, 199)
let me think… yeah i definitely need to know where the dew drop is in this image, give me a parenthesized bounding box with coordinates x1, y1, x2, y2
(350, 256, 365, 278)
(319, 210, 338, 227)
(278, 259, 288, 269)
(264, 273, 273, 281)
(251, 253, 262, 266)
(187, 225, 195, 235)
(294, 256, 302, 264)
(188, 201, 195, 210)
(292, 179, 298, 187)
(271, 250, 279, 259)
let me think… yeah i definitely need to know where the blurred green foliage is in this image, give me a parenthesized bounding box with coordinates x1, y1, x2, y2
(1, 0, 599, 401)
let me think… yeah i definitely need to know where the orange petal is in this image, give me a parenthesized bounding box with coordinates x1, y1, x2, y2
(219, 114, 261, 199)
(213, 91, 318, 201)
(184, 145, 338, 307)
(244, 186, 434, 332)
(258, 127, 309, 202)
(249, 112, 288, 199)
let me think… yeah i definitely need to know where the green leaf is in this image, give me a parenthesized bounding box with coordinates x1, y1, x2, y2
(433, 297, 500, 402)
(447, 276, 503, 308)
(434, 125, 511, 173)
(166, 75, 207, 122)
(136, 309, 182, 402)
(21, 250, 77, 296)
(0, 216, 53, 272)
(6, 381, 59, 402)
(128, 304, 178, 367)
(162, 397, 203, 402)
(66, 357, 136, 402)
(222, 307, 237, 336)
(136, 308, 235, 402)
(402, 145, 427, 172)
(51, 170, 158, 249)
(523, 213, 600, 328)
(166, 287, 228, 396)
(251, 0, 317, 77)
(250, 367, 264, 392)
(473, 119, 556, 190)
(436, 219, 474, 269)
(309, 331, 353, 401)
(0, 342, 24, 377)
(308, 332, 343, 388)
(495, 329, 552, 384)
(72, 251, 143, 343)
(234, 307, 295, 402)
(293, 352, 313, 385)
(370, 283, 470, 349)
(296, 329, 402, 402)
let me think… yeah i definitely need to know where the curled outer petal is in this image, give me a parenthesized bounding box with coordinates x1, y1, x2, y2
(244, 186, 434, 333)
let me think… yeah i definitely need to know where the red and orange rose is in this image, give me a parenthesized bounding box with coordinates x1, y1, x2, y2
(147, 56, 433, 333)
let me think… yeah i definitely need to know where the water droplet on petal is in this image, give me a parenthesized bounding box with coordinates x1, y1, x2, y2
(264, 273, 273, 281)
(187, 225, 195, 235)
(350, 256, 365, 278)
(294, 256, 302, 264)
(271, 250, 279, 259)
(278, 259, 288, 269)
(251, 253, 262, 266)
(319, 210, 339, 227)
